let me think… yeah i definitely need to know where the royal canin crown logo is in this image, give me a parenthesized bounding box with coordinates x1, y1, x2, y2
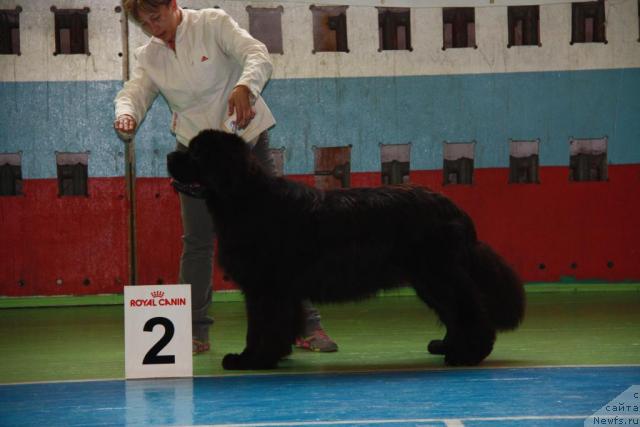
(151, 290, 165, 299)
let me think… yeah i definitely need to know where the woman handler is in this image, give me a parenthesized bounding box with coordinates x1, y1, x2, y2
(114, 0, 337, 354)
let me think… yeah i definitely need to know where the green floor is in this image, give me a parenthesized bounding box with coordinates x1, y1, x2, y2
(0, 287, 639, 384)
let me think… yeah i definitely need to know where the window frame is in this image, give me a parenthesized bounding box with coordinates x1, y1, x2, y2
(51, 6, 91, 56)
(246, 5, 284, 55)
(0, 152, 23, 196)
(508, 139, 540, 184)
(569, 137, 608, 182)
(380, 143, 411, 185)
(310, 5, 349, 53)
(56, 152, 90, 197)
(313, 145, 352, 189)
(570, 0, 607, 45)
(0, 6, 22, 55)
(507, 5, 541, 48)
(443, 141, 475, 186)
(377, 7, 413, 52)
(442, 7, 477, 50)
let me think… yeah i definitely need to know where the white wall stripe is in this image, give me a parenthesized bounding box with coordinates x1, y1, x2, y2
(1, 0, 638, 82)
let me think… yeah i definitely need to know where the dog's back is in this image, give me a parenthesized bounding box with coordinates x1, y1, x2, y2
(254, 181, 477, 298)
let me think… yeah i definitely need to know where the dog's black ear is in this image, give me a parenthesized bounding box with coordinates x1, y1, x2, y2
(167, 150, 198, 183)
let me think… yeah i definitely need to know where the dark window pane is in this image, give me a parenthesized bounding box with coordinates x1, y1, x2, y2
(0, 9, 20, 55)
(443, 142, 474, 185)
(311, 5, 349, 53)
(569, 138, 608, 181)
(508, 5, 540, 47)
(571, 0, 606, 44)
(509, 155, 539, 183)
(54, 9, 89, 54)
(57, 153, 89, 196)
(570, 153, 607, 181)
(247, 6, 284, 54)
(443, 7, 475, 49)
(314, 146, 351, 189)
(0, 164, 22, 195)
(381, 143, 411, 185)
(444, 158, 474, 185)
(378, 8, 412, 51)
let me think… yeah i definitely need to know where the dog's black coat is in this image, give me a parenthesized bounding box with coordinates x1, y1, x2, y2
(167, 130, 525, 370)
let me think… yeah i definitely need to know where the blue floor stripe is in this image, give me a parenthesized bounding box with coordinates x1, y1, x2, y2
(1, 366, 638, 427)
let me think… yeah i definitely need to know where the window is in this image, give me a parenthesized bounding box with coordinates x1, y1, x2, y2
(443, 7, 476, 49)
(56, 152, 89, 196)
(52, 7, 90, 55)
(247, 6, 284, 54)
(310, 5, 349, 53)
(378, 8, 412, 51)
(569, 137, 607, 181)
(268, 147, 285, 177)
(381, 143, 411, 185)
(0, 153, 22, 196)
(443, 142, 475, 185)
(508, 5, 540, 47)
(0, 7, 21, 55)
(571, 0, 607, 44)
(314, 146, 351, 190)
(509, 140, 540, 184)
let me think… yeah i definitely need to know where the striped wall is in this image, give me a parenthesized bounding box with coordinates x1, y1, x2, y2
(1, 0, 639, 296)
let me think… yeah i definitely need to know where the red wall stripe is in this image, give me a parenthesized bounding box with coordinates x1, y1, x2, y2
(0, 179, 129, 296)
(1, 165, 638, 296)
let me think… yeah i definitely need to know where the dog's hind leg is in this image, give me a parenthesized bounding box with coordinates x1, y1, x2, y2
(413, 270, 496, 366)
(222, 294, 302, 370)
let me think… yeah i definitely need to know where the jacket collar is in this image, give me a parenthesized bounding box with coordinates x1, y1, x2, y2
(174, 8, 187, 44)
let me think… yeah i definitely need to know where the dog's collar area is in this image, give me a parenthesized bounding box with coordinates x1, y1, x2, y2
(170, 179, 209, 199)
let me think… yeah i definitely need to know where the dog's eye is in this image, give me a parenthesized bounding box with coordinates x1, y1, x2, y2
(189, 150, 201, 161)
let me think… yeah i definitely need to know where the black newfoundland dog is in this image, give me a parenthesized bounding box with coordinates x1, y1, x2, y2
(167, 130, 525, 370)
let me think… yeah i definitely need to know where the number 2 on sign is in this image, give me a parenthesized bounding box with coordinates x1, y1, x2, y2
(143, 317, 176, 365)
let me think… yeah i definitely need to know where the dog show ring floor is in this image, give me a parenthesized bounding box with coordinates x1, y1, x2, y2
(0, 285, 638, 426)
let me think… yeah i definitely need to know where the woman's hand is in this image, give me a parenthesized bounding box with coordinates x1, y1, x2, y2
(113, 114, 137, 140)
(227, 85, 255, 130)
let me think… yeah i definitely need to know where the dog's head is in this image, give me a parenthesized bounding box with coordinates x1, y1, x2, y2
(167, 129, 252, 195)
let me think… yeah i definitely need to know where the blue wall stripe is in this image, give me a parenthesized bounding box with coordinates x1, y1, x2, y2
(1, 68, 638, 178)
(264, 68, 640, 174)
(0, 80, 126, 179)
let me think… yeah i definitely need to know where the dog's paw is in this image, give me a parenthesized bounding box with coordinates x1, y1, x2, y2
(443, 338, 494, 366)
(430, 338, 485, 365)
(222, 352, 279, 370)
(222, 353, 245, 370)
(444, 350, 489, 367)
(427, 339, 447, 355)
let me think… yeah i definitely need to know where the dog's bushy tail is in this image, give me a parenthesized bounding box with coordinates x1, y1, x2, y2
(470, 242, 525, 331)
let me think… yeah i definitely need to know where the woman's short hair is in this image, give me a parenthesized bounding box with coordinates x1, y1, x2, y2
(122, 0, 172, 22)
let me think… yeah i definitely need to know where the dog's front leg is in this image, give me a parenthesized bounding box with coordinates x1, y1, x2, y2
(222, 293, 294, 370)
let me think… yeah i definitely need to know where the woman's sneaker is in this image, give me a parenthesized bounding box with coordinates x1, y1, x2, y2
(295, 328, 338, 352)
(192, 339, 211, 355)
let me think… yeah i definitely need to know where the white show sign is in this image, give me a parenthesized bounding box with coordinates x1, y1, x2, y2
(124, 284, 192, 379)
